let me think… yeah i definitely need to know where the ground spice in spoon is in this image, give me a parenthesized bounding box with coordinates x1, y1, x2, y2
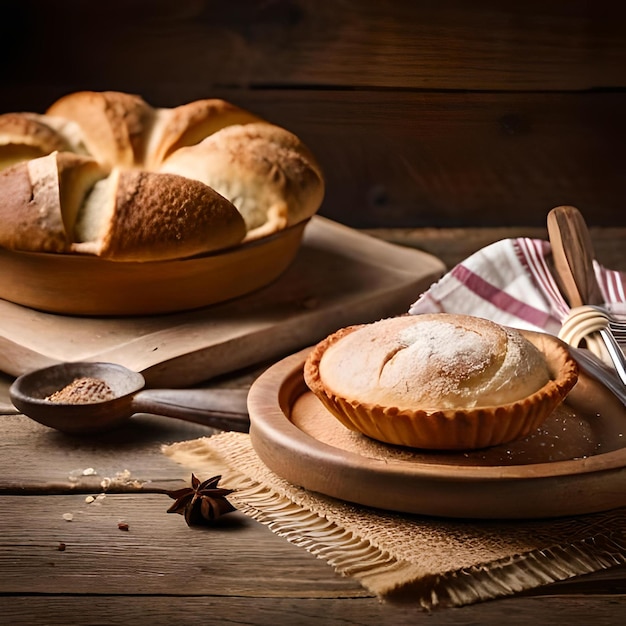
(45, 377, 116, 404)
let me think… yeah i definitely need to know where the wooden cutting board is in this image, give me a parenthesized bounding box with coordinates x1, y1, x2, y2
(0, 217, 445, 387)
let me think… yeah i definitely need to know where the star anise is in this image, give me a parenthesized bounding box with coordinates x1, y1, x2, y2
(165, 474, 236, 526)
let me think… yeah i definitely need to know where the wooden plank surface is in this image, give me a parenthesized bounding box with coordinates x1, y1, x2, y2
(1, 595, 626, 626)
(1, 2, 625, 229)
(2, 0, 625, 92)
(2, 227, 626, 624)
(1, 412, 626, 625)
(0, 494, 365, 597)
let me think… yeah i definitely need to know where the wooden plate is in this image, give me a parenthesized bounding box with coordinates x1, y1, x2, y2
(248, 344, 626, 520)
(0, 221, 308, 316)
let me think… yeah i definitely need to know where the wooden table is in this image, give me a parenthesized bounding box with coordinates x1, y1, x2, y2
(1, 228, 625, 626)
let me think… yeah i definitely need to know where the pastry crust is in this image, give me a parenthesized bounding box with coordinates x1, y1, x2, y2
(304, 314, 579, 450)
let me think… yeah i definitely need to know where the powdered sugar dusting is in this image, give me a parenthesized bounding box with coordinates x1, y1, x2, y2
(320, 315, 551, 411)
(383, 319, 501, 407)
(398, 320, 492, 380)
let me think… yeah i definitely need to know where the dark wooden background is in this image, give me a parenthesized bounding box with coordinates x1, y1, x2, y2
(2, 0, 625, 229)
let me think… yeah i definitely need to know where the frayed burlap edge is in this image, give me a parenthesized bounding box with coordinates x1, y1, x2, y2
(162, 432, 626, 609)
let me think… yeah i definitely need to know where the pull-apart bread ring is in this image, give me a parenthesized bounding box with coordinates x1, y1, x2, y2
(304, 314, 579, 451)
(0, 90, 324, 260)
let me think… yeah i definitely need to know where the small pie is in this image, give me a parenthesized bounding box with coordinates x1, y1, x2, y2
(303, 314, 579, 450)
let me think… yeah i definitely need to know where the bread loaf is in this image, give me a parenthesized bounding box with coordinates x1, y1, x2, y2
(0, 152, 107, 253)
(72, 169, 246, 262)
(304, 314, 579, 450)
(0, 91, 324, 259)
(0, 150, 246, 261)
(160, 122, 325, 241)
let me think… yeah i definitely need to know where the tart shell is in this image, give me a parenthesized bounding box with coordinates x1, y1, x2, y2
(303, 323, 580, 451)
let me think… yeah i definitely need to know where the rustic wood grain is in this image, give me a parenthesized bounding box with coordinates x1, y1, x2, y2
(1, 1, 625, 228)
(365, 227, 626, 271)
(0, 492, 625, 624)
(0, 591, 625, 626)
(0, 412, 216, 490)
(2, 0, 625, 92)
(2, 90, 625, 229)
(1, 593, 625, 626)
(0, 495, 365, 597)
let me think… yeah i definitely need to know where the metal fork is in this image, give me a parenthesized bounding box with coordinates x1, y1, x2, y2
(558, 304, 626, 385)
(587, 305, 626, 341)
(607, 318, 626, 341)
(598, 327, 626, 385)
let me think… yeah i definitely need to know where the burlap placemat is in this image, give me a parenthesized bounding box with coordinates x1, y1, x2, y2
(163, 431, 626, 609)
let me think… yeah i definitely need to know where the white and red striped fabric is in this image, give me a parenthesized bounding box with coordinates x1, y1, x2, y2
(409, 237, 626, 334)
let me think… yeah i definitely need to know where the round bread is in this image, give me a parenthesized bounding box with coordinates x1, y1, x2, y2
(0, 91, 324, 260)
(304, 314, 579, 450)
(160, 122, 325, 241)
(71, 169, 246, 262)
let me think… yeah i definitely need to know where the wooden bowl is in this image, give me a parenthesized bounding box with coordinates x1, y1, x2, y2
(0, 221, 307, 316)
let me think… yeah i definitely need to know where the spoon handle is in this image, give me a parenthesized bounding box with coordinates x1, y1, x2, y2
(131, 388, 250, 432)
(547, 205, 604, 307)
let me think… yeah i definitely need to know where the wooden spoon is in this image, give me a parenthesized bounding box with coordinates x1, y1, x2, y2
(10, 361, 249, 435)
(547, 205, 604, 307)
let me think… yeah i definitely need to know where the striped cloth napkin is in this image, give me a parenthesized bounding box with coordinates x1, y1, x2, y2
(408, 237, 626, 335)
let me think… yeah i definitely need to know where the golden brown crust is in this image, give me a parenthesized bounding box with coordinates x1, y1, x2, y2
(47, 91, 154, 168)
(0, 153, 69, 252)
(161, 122, 325, 240)
(304, 316, 579, 451)
(71, 170, 246, 262)
(0, 112, 70, 150)
(0, 113, 73, 171)
(146, 99, 262, 169)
